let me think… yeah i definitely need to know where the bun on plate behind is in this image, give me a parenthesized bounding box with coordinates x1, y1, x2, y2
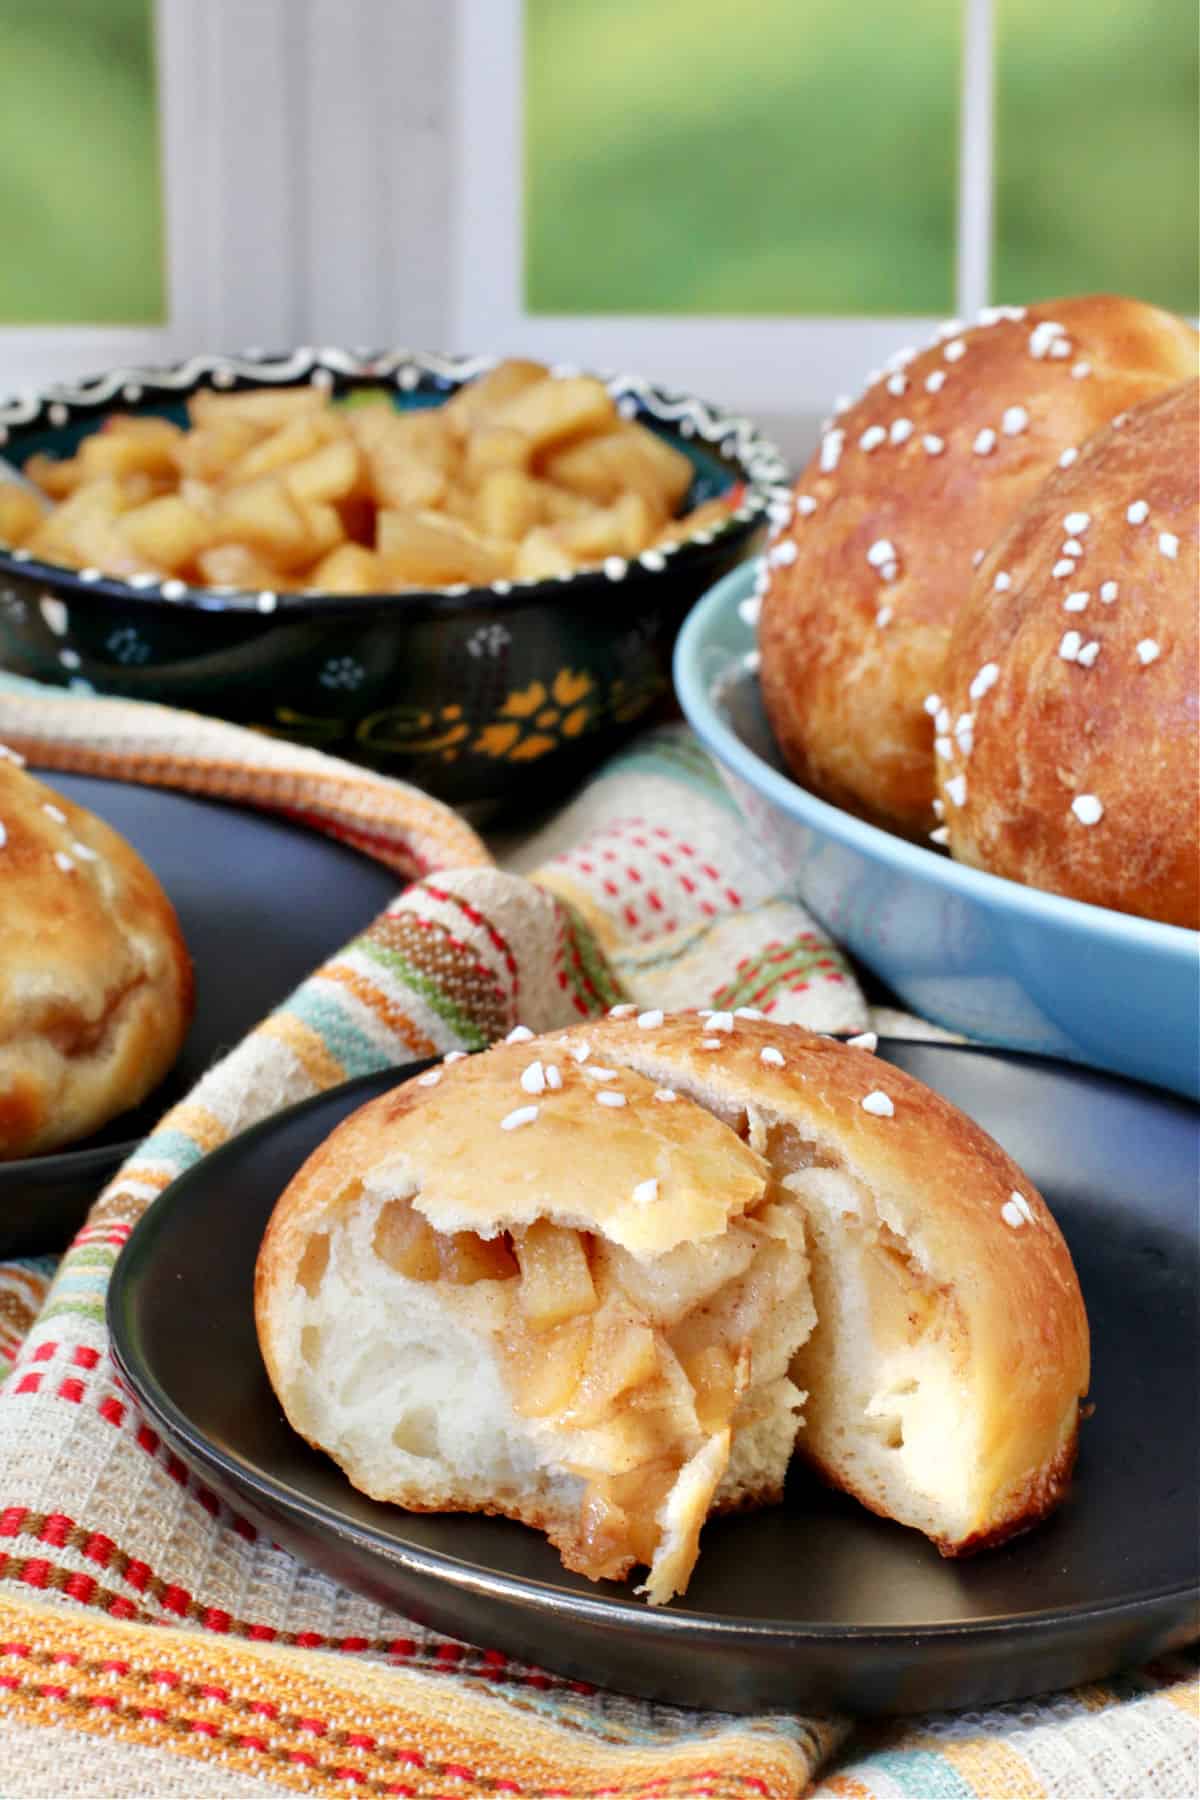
(256, 1014, 1089, 1601)
(758, 296, 1198, 839)
(0, 756, 193, 1158)
(937, 378, 1199, 928)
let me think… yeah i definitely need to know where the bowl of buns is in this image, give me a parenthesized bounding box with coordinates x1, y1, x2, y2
(675, 297, 1199, 1097)
(0, 349, 785, 820)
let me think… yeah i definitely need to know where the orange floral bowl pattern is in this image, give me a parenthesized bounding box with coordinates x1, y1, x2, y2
(474, 670, 594, 762)
(0, 348, 786, 819)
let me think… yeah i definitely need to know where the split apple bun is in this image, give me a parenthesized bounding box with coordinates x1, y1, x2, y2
(256, 1013, 1089, 1601)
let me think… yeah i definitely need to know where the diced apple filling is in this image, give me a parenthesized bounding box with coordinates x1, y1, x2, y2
(513, 1218, 598, 1328)
(369, 1194, 769, 1580)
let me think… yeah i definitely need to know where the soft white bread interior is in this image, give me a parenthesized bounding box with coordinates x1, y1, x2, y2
(256, 1012, 1090, 1600)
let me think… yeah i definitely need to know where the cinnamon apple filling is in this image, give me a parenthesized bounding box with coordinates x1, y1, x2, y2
(367, 1191, 780, 1584)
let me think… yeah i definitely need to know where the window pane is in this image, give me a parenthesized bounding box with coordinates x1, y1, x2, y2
(993, 0, 1198, 314)
(524, 0, 960, 317)
(0, 0, 165, 325)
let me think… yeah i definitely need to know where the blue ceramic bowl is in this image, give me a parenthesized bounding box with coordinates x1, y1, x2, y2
(0, 349, 787, 822)
(675, 561, 1200, 1099)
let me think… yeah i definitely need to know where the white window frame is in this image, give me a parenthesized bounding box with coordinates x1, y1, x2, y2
(454, 0, 995, 422)
(0, 0, 456, 397)
(0, 3, 207, 390)
(0, 0, 998, 430)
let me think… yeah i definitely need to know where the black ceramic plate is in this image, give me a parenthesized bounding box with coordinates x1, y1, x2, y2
(107, 1044, 1199, 1716)
(1, 771, 398, 1256)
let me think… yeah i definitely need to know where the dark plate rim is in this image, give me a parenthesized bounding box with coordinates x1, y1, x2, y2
(0, 1133, 147, 1188)
(0, 346, 787, 620)
(106, 1043, 1200, 1648)
(673, 562, 1200, 956)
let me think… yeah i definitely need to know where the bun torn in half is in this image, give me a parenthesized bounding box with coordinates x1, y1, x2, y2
(256, 1013, 1089, 1601)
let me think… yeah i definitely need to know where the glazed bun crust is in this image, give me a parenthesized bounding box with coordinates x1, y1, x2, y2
(0, 759, 193, 1157)
(758, 296, 1199, 836)
(937, 379, 1199, 928)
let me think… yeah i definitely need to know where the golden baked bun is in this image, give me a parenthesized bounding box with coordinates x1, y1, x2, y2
(934, 379, 1199, 928)
(0, 755, 193, 1157)
(255, 1011, 1089, 1600)
(758, 296, 1199, 837)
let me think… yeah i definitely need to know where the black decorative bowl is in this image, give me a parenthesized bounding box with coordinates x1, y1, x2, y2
(0, 349, 786, 820)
